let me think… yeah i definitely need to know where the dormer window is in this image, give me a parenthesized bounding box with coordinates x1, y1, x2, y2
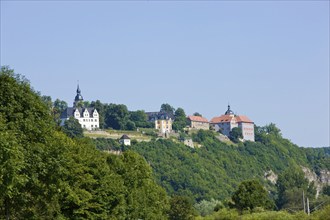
(83, 109, 89, 118)
(74, 109, 80, 118)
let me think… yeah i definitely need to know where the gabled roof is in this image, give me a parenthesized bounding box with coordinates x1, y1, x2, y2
(60, 107, 97, 118)
(210, 115, 235, 124)
(187, 115, 209, 123)
(120, 134, 130, 140)
(210, 114, 254, 124)
(236, 115, 253, 123)
(60, 107, 75, 119)
(146, 111, 174, 121)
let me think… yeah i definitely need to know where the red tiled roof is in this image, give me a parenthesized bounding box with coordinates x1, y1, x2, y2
(188, 115, 209, 123)
(236, 115, 253, 123)
(210, 114, 254, 124)
(210, 115, 235, 124)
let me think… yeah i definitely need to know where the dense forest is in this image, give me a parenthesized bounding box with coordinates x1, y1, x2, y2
(0, 67, 169, 219)
(94, 131, 330, 214)
(1, 67, 330, 219)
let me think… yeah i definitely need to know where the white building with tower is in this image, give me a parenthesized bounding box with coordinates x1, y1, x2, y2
(210, 105, 255, 142)
(60, 85, 99, 130)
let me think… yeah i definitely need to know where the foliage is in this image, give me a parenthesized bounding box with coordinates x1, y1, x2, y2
(311, 204, 330, 220)
(93, 137, 121, 151)
(161, 103, 175, 115)
(199, 208, 239, 220)
(62, 116, 84, 138)
(125, 127, 329, 205)
(198, 208, 330, 220)
(231, 179, 274, 211)
(169, 196, 196, 220)
(90, 100, 106, 128)
(276, 167, 316, 210)
(229, 127, 242, 143)
(173, 107, 187, 131)
(130, 110, 153, 128)
(192, 129, 218, 143)
(2, 66, 330, 219)
(0, 67, 169, 219)
(193, 112, 202, 117)
(194, 199, 223, 217)
(104, 103, 137, 130)
(255, 123, 282, 142)
(322, 185, 330, 196)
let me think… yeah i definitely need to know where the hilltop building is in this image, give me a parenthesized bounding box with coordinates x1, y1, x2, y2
(210, 105, 254, 141)
(187, 115, 209, 130)
(146, 111, 174, 134)
(119, 135, 131, 146)
(60, 85, 99, 130)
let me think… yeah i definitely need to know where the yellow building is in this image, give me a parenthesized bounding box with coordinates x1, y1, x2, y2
(146, 111, 174, 134)
(155, 118, 173, 134)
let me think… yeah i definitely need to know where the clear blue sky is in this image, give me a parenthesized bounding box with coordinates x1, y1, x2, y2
(1, 1, 329, 148)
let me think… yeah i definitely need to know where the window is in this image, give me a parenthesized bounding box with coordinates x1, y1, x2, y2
(91, 125, 93, 127)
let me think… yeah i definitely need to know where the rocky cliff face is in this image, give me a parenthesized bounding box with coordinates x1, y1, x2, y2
(264, 167, 330, 198)
(264, 170, 278, 184)
(319, 170, 330, 185)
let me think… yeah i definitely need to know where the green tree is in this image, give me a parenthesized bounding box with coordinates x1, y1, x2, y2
(194, 199, 223, 217)
(41, 95, 53, 109)
(0, 66, 58, 218)
(130, 110, 153, 128)
(112, 151, 169, 219)
(276, 168, 315, 210)
(90, 100, 106, 128)
(161, 103, 175, 115)
(53, 98, 68, 113)
(104, 104, 130, 130)
(169, 196, 196, 220)
(322, 185, 330, 196)
(173, 107, 187, 131)
(0, 67, 170, 219)
(193, 112, 202, 117)
(232, 179, 274, 211)
(53, 98, 67, 124)
(261, 123, 282, 137)
(62, 117, 84, 138)
(229, 127, 242, 143)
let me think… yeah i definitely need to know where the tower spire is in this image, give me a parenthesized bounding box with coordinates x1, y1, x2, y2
(76, 81, 81, 94)
(74, 81, 83, 107)
(225, 103, 234, 115)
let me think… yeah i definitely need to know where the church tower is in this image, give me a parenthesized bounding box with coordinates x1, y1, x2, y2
(60, 84, 99, 130)
(73, 84, 84, 107)
(225, 104, 234, 115)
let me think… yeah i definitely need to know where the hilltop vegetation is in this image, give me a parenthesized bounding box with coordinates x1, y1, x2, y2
(93, 126, 330, 216)
(1, 66, 329, 219)
(0, 67, 169, 219)
(116, 130, 329, 200)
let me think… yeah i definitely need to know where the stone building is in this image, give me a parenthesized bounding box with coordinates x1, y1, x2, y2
(60, 85, 99, 130)
(210, 105, 254, 141)
(187, 115, 209, 130)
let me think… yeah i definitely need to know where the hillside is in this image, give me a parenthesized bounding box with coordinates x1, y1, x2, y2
(2, 67, 330, 219)
(94, 129, 330, 203)
(0, 67, 169, 219)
